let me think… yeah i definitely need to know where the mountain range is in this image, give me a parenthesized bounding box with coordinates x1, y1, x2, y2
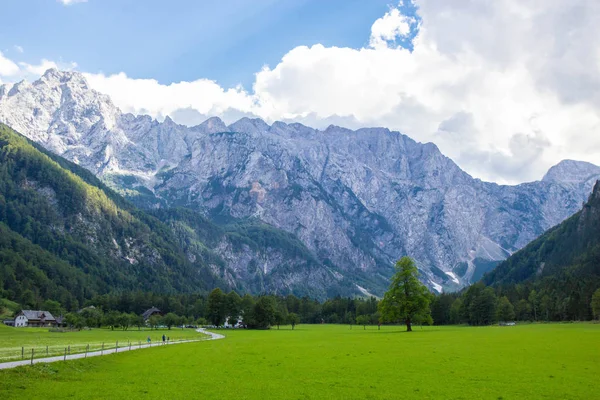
(1, 69, 599, 297)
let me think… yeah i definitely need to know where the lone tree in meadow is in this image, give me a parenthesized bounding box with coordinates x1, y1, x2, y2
(356, 314, 370, 330)
(288, 313, 300, 330)
(378, 257, 432, 332)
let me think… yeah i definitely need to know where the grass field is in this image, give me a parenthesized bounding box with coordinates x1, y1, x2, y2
(0, 323, 205, 362)
(0, 323, 598, 399)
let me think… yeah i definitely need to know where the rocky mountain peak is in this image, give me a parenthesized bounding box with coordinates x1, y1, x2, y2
(228, 117, 271, 135)
(6, 79, 31, 96)
(193, 116, 227, 134)
(34, 68, 90, 91)
(542, 160, 600, 185)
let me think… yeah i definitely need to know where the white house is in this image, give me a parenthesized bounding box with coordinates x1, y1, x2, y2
(14, 310, 57, 327)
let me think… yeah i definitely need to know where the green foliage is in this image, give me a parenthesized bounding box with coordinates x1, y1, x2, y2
(378, 257, 432, 331)
(592, 288, 600, 320)
(225, 291, 242, 322)
(80, 308, 103, 328)
(356, 314, 370, 329)
(147, 315, 161, 330)
(64, 312, 84, 329)
(41, 300, 64, 317)
(273, 305, 287, 329)
(449, 298, 463, 324)
(497, 296, 515, 321)
(287, 313, 300, 330)
(461, 283, 497, 326)
(430, 293, 458, 325)
(247, 296, 277, 329)
(207, 288, 226, 326)
(0, 298, 19, 319)
(475, 181, 600, 322)
(0, 123, 217, 306)
(162, 313, 180, 330)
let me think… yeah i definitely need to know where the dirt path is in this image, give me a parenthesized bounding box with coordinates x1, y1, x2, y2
(0, 328, 224, 370)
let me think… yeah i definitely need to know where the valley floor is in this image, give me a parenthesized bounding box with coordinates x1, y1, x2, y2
(0, 324, 598, 399)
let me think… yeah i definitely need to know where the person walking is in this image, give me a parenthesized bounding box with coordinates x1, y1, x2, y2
(162, 334, 166, 344)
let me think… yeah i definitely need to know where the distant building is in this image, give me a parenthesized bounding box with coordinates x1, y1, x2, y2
(77, 305, 96, 314)
(142, 307, 162, 321)
(3, 319, 14, 327)
(224, 315, 243, 328)
(55, 315, 65, 327)
(14, 310, 57, 328)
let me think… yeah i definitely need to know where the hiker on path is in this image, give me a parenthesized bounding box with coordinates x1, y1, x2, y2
(162, 334, 166, 344)
(147, 336, 151, 344)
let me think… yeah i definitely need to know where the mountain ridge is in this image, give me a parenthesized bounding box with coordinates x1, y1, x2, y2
(1, 69, 599, 296)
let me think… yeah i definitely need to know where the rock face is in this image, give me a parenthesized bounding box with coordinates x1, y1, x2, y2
(2, 69, 600, 295)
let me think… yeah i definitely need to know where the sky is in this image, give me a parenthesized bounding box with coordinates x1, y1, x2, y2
(0, 0, 599, 184)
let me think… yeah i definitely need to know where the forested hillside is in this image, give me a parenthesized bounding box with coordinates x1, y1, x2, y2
(484, 181, 600, 286)
(429, 182, 600, 325)
(481, 181, 600, 320)
(0, 123, 224, 308)
(478, 181, 600, 321)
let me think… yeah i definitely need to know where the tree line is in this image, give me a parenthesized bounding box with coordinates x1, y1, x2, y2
(431, 282, 600, 325)
(4, 257, 600, 330)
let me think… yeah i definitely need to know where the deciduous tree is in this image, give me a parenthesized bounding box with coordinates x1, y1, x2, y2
(356, 314, 369, 329)
(148, 314, 161, 330)
(162, 312, 179, 330)
(288, 313, 300, 330)
(378, 257, 432, 331)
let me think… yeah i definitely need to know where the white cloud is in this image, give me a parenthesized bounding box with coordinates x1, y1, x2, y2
(0, 51, 20, 76)
(3, 0, 600, 184)
(369, 7, 414, 49)
(14, 45, 24, 54)
(83, 72, 255, 120)
(19, 59, 77, 76)
(57, 0, 87, 5)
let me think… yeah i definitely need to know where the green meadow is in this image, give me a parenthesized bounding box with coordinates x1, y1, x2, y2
(0, 324, 205, 362)
(0, 323, 598, 399)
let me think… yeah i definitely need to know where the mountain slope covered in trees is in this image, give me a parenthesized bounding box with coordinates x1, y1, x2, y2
(482, 181, 600, 320)
(0, 123, 226, 308)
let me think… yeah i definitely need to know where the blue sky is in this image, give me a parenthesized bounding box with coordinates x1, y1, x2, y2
(2, 0, 398, 88)
(0, 0, 598, 184)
